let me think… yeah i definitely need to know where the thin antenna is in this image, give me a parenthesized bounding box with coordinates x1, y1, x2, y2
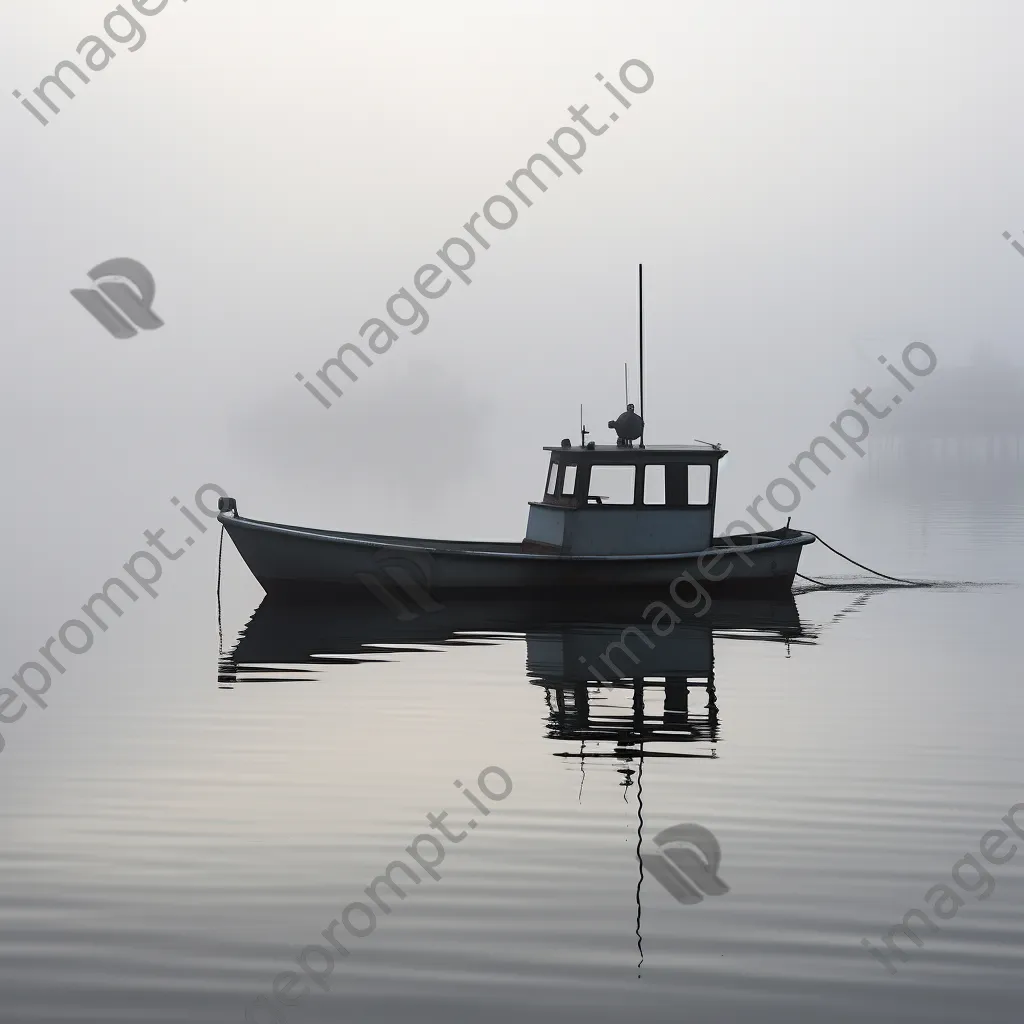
(638, 264, 645, 448)
(580, 403, 588, 448)
(624, 362, 629, 406)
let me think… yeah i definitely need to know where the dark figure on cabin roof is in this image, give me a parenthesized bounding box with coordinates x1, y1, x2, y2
(609, 404, 644, 447)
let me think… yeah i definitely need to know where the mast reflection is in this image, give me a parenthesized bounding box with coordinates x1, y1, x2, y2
(219, 589, 820, 977)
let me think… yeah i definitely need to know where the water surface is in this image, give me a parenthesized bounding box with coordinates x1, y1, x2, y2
(2, 461, 1022, 1023)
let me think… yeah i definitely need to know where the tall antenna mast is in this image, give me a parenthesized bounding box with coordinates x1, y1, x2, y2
(638, 263, 645, 448)
(624, 362, 629, 406)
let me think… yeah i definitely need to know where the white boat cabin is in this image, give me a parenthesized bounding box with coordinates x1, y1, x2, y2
(524, 443, 727, 555)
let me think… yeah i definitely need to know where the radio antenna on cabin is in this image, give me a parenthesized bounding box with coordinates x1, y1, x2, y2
(638, 263, 645, 448)
(624, 362, 629, 406)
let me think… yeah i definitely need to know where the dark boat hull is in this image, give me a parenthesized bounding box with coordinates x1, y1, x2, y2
(218, 514, 814, 599)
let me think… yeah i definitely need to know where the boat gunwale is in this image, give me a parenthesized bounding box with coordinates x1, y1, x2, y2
(218, 513, 815, 562)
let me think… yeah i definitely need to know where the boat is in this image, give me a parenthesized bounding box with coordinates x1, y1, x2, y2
(218, 267, 813, 598)
(216, 412, 813, 598)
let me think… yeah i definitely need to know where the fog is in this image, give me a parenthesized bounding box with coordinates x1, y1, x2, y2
(7, 8, 1024, 1024)
(2, 0, 1024, 692)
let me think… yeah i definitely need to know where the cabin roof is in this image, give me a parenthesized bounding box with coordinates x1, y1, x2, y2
(544, 444, 728, 458)
(545, 444, 724, 451)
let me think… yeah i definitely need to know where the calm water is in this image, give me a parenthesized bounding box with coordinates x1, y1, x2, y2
(2, 459, 1023, 1023)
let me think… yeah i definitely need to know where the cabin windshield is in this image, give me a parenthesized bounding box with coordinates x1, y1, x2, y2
(542, 450, 719, 509)
(544, 459, 582, 502)
(530, 444, 727, 555)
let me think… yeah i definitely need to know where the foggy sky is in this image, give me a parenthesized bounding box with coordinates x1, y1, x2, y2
(3, 0, 1024, 643)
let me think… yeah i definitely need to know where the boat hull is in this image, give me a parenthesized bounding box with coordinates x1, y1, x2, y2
(218, 514, 814, 599)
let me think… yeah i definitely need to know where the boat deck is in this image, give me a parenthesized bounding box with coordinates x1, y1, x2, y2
(224, 516, 806, 560)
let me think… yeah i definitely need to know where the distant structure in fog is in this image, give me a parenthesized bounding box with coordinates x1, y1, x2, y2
(872, 349, 1024, 463)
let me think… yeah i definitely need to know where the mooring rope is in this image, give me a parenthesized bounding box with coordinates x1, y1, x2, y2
(796, 530, 924, 588)
(795, 570, 833, 586)
(216, 523, 225, 657)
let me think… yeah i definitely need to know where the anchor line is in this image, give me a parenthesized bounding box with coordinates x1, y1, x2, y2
(216, 523, 225, 658)
(797, 531, 922, 587)
(795, 570, 834, 586)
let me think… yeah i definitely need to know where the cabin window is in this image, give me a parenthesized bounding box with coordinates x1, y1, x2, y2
(663, 462, 714, 506)
(560, 464, 577, 497)
(546, 461, 559, 495)
(689, 464, 711, 505)
(588, 464, 635, 505)
(644, 464, 666, 505)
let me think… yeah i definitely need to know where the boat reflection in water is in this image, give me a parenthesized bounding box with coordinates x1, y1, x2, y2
(526, 596, 808, 768)
(219, 591, 814, 766)
(219, 589, 825, 972)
